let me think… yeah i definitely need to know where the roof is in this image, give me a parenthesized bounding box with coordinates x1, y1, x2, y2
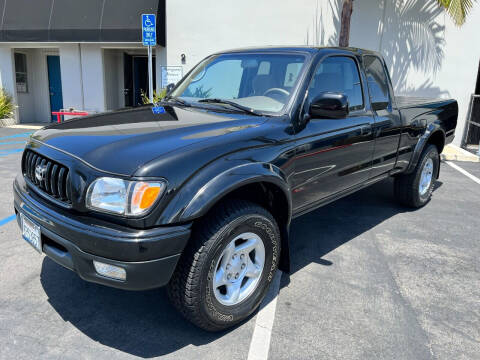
(0, 0, 166, 45)
(214, 46, 380, 56)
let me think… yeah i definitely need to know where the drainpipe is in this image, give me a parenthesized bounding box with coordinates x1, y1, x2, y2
(78, 43, 85, 111)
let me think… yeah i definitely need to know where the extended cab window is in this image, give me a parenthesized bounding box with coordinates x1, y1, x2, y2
(309, 56, 364, 111)
(171, 53, 307, 113)
(363, 55, 391, 110)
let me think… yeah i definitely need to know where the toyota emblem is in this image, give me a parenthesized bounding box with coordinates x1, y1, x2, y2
(35, 164, 47, 182)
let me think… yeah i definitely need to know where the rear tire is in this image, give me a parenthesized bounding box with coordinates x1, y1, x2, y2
(394, 144, 439, 208)
(167, 199, 281, 331)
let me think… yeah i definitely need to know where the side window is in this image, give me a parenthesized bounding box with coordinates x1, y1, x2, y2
(257, 61, 271, 75)
(15, 53, 28, 93)
(284, 62, 303, 87)
(309, 56, 363, 111)
(363, 56, 391, 109)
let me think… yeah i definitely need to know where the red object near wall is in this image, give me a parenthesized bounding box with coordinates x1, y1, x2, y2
(51, 111, 89, 123)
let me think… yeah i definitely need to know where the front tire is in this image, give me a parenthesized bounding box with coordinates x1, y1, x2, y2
(167, 200, 281, 331)
(394, 144, 439, 208)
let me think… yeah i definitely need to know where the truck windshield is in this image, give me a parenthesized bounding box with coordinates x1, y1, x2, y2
(170, 53, 307, 114)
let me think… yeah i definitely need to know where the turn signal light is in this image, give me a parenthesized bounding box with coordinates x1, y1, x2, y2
(130, 182, 163, 215)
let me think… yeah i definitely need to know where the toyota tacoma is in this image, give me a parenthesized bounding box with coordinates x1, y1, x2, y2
(14, 47, 457, 331)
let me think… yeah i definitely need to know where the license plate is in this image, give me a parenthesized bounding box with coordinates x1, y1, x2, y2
(21, 214, 42, 253)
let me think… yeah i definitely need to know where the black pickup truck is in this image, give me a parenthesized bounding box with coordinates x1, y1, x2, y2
(14, 47, 457, 331)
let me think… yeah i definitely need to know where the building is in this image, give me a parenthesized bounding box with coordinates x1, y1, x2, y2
(0, 0, 479, 146)
(0, 0, 166, 123)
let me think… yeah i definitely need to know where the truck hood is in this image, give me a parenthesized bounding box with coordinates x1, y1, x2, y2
(31, 106, 268, 175)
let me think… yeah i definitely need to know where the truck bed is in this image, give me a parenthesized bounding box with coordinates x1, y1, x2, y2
(395, 96, 453, 109)
(395, 96, 458, 148)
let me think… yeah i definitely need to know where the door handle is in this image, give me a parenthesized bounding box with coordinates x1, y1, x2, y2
(360, 125, 372, 137)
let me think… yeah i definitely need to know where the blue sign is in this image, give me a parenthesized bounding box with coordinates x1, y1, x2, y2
(152, 106, 166, 114)
(142, 14, 156, 46)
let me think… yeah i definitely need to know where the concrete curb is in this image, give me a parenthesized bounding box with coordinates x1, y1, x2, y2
(5, 124, 45, 130)
(441, 144, 479, 162)
(0, 118, 17, 127)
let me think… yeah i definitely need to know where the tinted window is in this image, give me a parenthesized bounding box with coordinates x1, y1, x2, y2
(364, 56, 390, 107)
(309, 56, 364, 111)
(172, 53, 307, 113)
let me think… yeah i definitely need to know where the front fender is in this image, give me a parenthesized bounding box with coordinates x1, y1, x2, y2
(158, 162, 292, 225)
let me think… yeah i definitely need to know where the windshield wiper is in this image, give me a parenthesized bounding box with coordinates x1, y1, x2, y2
(197, 98, 261, 116)
(162, 96, 190, 107)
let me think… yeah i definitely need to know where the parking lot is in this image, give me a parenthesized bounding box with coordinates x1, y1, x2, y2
(1, 126, 479, 360)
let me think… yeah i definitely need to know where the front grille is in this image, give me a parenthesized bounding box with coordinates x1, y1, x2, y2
(22, 150, 72, 204)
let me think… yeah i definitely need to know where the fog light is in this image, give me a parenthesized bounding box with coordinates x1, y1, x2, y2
(93, 261, 126, 281)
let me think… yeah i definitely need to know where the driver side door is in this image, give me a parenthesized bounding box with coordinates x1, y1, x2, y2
(291, 55, 376, 213)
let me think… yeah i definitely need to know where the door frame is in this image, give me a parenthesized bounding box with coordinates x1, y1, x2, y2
(45, 53, 63, 122)
(131, 54, 156, 106)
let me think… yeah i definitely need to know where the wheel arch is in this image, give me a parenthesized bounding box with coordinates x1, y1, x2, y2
(177, 163, 293, 272)
(405, 124, 445, 176)
(427, 130, 446, 154)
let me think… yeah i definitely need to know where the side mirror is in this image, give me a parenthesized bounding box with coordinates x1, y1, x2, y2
(166, 83, 175, 94)
(309, 92, 349, 119)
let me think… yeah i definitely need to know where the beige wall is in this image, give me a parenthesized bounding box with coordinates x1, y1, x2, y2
(166, 0, 480, 145)
(104, 49, 125, 111)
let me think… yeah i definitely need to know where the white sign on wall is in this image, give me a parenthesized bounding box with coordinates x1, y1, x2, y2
(161, 66, 183, 88)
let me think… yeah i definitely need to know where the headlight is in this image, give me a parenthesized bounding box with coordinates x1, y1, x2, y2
(86, 177, 165, 216)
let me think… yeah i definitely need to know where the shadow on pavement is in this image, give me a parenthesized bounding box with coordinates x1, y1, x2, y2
(40, 178, 442, 357)
(286, 178, 442, 275)
(40, 259, 233, 358)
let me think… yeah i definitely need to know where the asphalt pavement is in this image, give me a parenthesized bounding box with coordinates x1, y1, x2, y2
(0, 126, 479, 359)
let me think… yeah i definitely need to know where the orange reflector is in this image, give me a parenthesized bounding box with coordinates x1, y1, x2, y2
(129, 181, 164, 215)
(140, 186, 161, 209)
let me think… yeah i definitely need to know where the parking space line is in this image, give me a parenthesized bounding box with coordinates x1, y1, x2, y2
(0, 215, 16, 227)
(445, 161, 480, 185)
(247, 270, 282, 360)
(0, 141, 27, 145)
(0, 148, 23, 156)
(0, 132, 32, 141)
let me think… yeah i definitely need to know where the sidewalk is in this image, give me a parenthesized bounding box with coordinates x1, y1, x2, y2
(441, 143, 480, 162)
(4, 123, 46, 130)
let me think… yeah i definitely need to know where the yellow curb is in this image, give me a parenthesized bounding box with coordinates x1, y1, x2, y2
(441, 144, 479, 162)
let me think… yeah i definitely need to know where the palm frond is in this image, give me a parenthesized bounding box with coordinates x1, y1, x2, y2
(385, 0, 445, 75)
(438, 0, 474, 25)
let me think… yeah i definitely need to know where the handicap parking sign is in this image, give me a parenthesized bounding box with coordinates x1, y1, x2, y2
(142, 14, 156, 46)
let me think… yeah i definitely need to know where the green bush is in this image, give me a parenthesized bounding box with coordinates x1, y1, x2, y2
(0, 88, 15, 119)
(141, 88, 168, 104)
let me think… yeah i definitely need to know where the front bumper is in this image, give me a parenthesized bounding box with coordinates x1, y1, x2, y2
(13, 176, 191, 290)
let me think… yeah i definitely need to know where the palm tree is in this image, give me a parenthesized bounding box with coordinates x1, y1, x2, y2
(338, 0, 475, 47)
(338, 0, 353, 47)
